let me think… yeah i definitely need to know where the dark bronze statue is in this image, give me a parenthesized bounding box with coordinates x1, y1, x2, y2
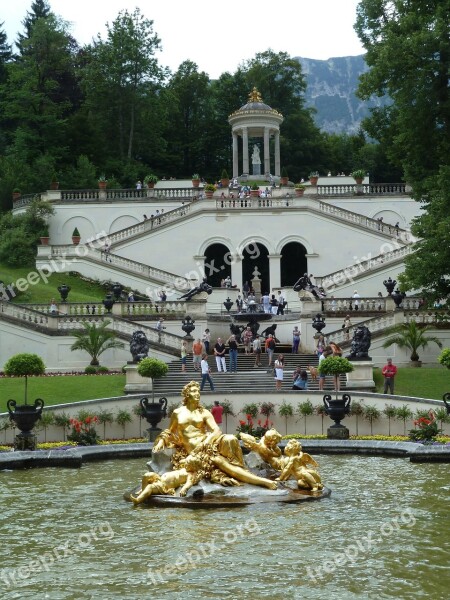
(178, 278, 213, 301)
(130, 330, 150, 362)
(346, 325, 372, 360)
(293, 273, 326, 299)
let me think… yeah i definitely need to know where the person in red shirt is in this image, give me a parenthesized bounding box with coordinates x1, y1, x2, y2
(211, 400, 223, 424)
(382, 358, 398, 394)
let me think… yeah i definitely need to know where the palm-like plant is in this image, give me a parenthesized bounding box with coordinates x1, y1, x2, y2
(70, 319, 125, 366)
(382, 321, 442, 362)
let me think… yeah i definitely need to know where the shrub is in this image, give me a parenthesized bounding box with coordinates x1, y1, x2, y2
(84, 365, 97, 375)
(97, 366, 109, 373)
(438, 348, 450, 369)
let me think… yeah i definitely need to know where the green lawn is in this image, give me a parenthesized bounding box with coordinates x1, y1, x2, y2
(373, 367, 449, 400)
(0, 262, 108, 304)
(0, 374, 125, 412)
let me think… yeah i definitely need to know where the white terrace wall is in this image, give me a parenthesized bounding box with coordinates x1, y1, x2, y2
(0, 391, 447, 445)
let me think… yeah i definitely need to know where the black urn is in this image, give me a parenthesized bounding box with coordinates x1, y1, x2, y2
(391, 289, 406, 308)
(7, 398, 44, 437)
(223, 297, 233, 312)
(181, 315, 195, 337)
(140, 396, 167, 440)
(383, 277, 397, 296)
(102, 293, 115, 313)
(323, 394, 351, 439)
(57, 284, 71, 302)
(443, 393, 450, 415)
(312, 313, 326, 335)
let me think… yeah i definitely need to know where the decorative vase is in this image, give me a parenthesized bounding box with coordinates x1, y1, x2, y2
(140, 396, 168, 441)
(72, 236, 81, 245)
(192, 179, 200, 188)
(98, 181, 107, 190)
(250, 189, 260, 197)
(309, 176, 318, 186)
(7, 398, 44, 435)
(50, 181, 59, 190)
(295, 189, 305, 197)
(205, 191, 214, 199)
(280, 177, 288, 186)
(40, 237, 50, 246)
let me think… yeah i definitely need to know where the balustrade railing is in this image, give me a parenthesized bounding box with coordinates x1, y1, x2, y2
(323, 297, 388, 313)
(324, 313, 397, 346)
(321, 245, 415, 291)
(0, 301, 51, 326)
(317, 183, 407, 196)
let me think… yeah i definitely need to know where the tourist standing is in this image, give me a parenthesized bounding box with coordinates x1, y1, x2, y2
(214, 338, 227, 372)
(342, 315, 352, 341)
(265, 334, 276, 366)
(382, 358, 397, 394)
(200, 354, 214, 391)
(262, 292, 270, 314)
(277, 291, 285, 315)
(292, 326, 301, 354)
(274, 354, 284, 391)
(202, 329, 211, 354)
(253, 337, 262, 367)
(192, 338, 204, 371)
(352, 290, 360, 310)
(227, 334, 238, 372)
(316, 334, 325, 357)
(269, 294, 278, 314)
(180, 340, 187, 372)
(243, 326, 253, 355)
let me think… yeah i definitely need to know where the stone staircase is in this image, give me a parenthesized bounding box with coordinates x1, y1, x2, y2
(153, 352, 347, 396)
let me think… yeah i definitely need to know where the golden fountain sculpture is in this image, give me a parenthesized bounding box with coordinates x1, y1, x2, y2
(129, 381, 325, 506)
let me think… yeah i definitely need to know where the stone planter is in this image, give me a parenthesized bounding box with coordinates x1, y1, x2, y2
(192, 179, 200, 188)
(309, 177, 318, 186)
(295, 189, 305, 197)
(40, 237, 50, 246)
(205, 191, 214, 199)
(250, 190, 260, 197)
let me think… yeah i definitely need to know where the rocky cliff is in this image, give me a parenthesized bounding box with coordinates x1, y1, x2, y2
(297, 55, 387, 135)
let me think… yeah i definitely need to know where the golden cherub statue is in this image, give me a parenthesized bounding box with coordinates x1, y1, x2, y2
(277, 439, 323, 492)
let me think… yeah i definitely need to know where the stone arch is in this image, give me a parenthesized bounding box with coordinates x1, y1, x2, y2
(280, 241, 308, 287)
(62, 217, 96, 245)
(110, 215, 140, 234)
(203, 242, 232, 287)
(242, 242, 270, 293)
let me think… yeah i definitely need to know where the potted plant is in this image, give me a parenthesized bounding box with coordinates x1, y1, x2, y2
(309, 171, 319, 185)
(40, 226, 50, 246)
(5, 353, 46, 449)
(98, 174, 107, 189)
(72, 227, 81, 245)
(250, 182, 260, 197)
(144, 174, 158, 189)
(351, 169, 366, 184)
(382, 320, 442, 367)
(204, 183, 216, 198)
(192, 173, 200, 188)
(294, 183, 306, 197)
(280, 167, 289, 186)
(221, 169, 230, 188)
(50, 172, 59, 190)
(319, 356, 354, 439)
(12, 188, 21, 201)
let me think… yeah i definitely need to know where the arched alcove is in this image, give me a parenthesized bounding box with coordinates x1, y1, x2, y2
(242, 243, 269, 292)
(280, 242, 307, 286)
(204, 243, 231, 287)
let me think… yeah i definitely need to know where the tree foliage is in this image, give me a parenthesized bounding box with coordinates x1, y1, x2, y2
(70, 320, 125, 366)
(382, 321, 443, 362)
(355, 0, 450, 303)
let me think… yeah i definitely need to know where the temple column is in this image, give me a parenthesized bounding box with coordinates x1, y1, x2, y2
(268, 253, 282, 290)
(263, 127, 270, 175)
(242, 127, 249, 175)
(274, 131, 281, 177)
(232, 132, 239, 178)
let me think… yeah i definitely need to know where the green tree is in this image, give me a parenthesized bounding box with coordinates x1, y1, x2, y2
(279, 400, 294, 435)
(363, 404, 380, 435)
(438, 348, 450, 369)
(116, 409, 132, 439)
(383, 404, 397, 436)
(350, 400, 364, 435)
(395, 404, 413, 436)
(136, 357, 169, 401)
(16, 0, 52, 55)
(297, 400, 314, 435)
(82, 7, 166, 166)
(97, 409, 115, 439)
(355, 1, 450, 304)
(70, 319, 125, 366)
(3, 353, 46, 404)
(36, 410, 54, 442)
(382, 321, 443, 363)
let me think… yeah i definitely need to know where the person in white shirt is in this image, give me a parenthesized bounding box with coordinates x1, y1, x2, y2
(352, 290, 361, 311)
(200, 354, 214, 390)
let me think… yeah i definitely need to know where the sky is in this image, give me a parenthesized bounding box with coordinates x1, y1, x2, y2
(2, 0, 366, 79)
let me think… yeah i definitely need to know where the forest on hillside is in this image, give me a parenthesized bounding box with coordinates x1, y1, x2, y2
(0, 1, 403, 212)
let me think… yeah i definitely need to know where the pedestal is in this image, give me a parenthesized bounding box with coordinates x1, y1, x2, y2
(252, 164, 261, 175)
(14, 433, 37, 451)
(124, 363, 152, 394)
(147, 428, 162, 443)
(298, 297, 323, 314)
(327, 425, 349, 439)
(346, 361, 375, 390)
